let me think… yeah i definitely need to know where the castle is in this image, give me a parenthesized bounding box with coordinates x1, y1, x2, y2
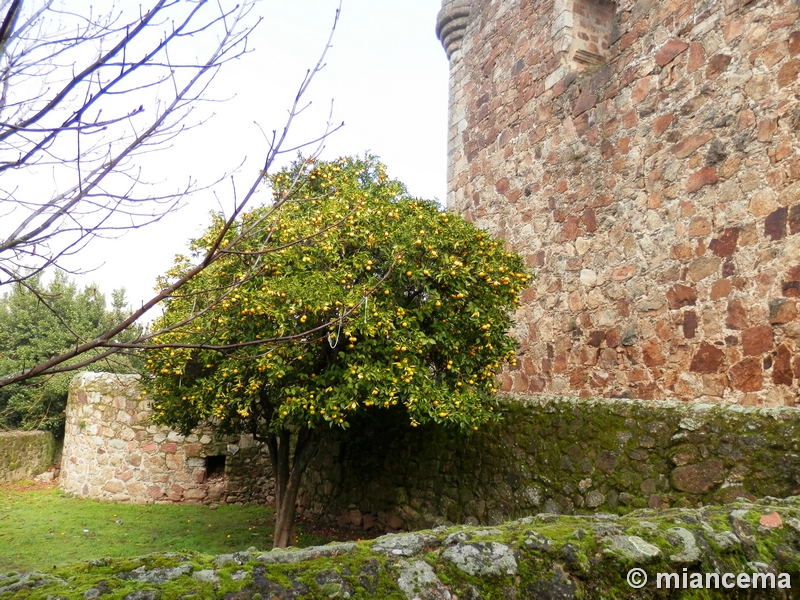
(436, 0, 800, 405)
(50, 0, 800, 523)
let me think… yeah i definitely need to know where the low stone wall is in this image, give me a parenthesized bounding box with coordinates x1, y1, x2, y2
(0, 430, 55, 484)
(6, 498, 800, 599)
(60, 372, 272, 505)
(302, 396, 800, 532)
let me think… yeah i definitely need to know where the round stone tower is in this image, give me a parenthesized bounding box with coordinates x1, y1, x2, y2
(437, 0, 800, 405)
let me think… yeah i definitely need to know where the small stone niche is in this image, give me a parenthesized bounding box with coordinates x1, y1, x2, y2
(553, 0, 617, 70)
(205, 455, 226, 480)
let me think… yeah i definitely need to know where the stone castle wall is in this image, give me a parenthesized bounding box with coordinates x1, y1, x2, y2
(60, 372, 273, 505)
(0, 430, 55, 484)
(436, 0, 800, 404)
(301, 395, 800, 532)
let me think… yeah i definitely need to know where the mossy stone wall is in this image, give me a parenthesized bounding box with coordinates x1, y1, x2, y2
(0, 430, 55, 484)
(301, 396, 800, 532)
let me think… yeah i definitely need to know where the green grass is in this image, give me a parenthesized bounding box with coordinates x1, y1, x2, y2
(0, 482, 342, 572)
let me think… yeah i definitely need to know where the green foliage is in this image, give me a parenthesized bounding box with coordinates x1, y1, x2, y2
(0, 273, 142, 434)
(144, 156, 531, 437)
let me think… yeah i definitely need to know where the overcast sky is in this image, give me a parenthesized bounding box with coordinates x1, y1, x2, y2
(68, 0, 450, 312)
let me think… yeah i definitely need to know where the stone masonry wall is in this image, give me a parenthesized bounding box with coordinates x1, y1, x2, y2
(60, 372, 273, 505)
(437, 0, 800, 404)
(302, 395, 800, 532)
(0, 430, 54, 484)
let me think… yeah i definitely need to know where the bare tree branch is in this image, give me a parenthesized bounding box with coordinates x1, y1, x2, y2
(0, 0, 356, 389)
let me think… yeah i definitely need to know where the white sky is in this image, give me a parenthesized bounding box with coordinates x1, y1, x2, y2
(68, 0, 450, 313)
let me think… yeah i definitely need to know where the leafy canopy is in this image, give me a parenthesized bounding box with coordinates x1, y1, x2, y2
(144, 156, 531, 436)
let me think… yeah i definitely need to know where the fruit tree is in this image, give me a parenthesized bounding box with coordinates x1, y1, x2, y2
(142, 156, 532, 548)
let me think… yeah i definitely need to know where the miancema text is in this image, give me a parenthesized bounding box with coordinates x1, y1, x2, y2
(657, 569, 791, 590)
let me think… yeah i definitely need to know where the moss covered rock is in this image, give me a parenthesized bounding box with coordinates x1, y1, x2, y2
(0, 431, 55, 484)
(5, 497, 800, 599)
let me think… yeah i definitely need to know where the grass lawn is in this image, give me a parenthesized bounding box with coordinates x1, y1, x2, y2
(0, 481, 359, 572)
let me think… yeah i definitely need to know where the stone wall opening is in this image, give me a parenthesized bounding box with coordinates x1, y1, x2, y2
(570, 0, 616, 68)
(552, 0, 618, 74)
(205, 455, 226, 481)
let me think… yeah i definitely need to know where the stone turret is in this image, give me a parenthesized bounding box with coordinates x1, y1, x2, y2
(435, 0, 472, 60)
(437, 0, 800, 405)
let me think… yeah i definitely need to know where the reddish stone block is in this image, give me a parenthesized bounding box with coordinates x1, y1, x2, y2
(683, 311, 698, 339)
(565, 260, 582, 274)
(622, 110, 638, 129)
(148, 485, 164, 499)
(722, 260, 736, 278)
(769, 298, 797, 324)
(605, 328, 621, 348)
(495, 177, 510, 194)
(790, 32, 800, 56)
(773, 344, 794, 385)
(652, 113, 674, 137)
(793, 354, 800, 379)
(789, 205, 800, 235)
(783, 281, 800, 298)
(582, 207, 597, 232)
(686, 167, 718, 193)
(688, 217, 711, 237)
(628, 366, 649, 382)
(587, 330, 605, 347)
(611, 264, 636, 281)
(757, 119, 777, 142)
(140, 441, 158, 453)
(563, 215, 579, 240)
(667, 284, 697, 309)
(687, 42, 705, 72)
(671, 460, 724, 493)
(706, 54, 732, 78)
(656, 38, 689, 66)
(160, 442, 178, 454)
(184, 443, 202, 457)
(778, 59, 800, 87)
(689, 342, 725, 374)
(742, 325, 773, 355)
(573, 93, 597, 117)
(711, 279, 733, 300)
(670, 243, 693, 260)
(116, 470, 134, 482)
(529, 376, 547, 393)
(671, 133, 712, 159)
(641, 339, 666, 366)
(709, 227, 739, 258)
(569, 369, 587, 389)
(760, 512, 783, 528)
(631, 77, 651, 104)
(598, 348, 618, 369)
(765, 207, 788, 241)
(688, 256, 721, 281)
(729, 357, 763, 392)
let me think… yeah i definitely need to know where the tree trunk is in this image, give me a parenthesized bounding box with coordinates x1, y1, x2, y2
(266, 426, 316, 549)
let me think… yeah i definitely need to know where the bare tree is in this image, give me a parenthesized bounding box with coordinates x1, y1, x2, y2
(0, 0, 348, 388)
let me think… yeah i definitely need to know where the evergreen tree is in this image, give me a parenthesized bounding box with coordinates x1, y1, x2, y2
(0, 273, 143, 435)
